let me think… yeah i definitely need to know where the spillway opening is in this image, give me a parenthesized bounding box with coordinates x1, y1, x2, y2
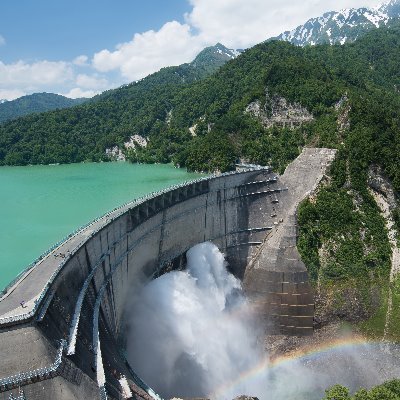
(123, 242, 266, 399)
(122, 243, 400, 400)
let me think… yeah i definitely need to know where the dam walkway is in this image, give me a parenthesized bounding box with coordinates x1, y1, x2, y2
(0, 148, 336, 400)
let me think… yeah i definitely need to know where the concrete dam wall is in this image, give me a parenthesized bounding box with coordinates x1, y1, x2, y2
(0, 148, 336, 400)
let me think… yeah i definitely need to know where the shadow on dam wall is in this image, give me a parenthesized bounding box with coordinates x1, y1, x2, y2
(0, 148, 336, 400)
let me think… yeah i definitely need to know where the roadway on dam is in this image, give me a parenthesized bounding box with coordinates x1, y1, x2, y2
(0, 200, 131, 320)
(0, 148, 337, 400)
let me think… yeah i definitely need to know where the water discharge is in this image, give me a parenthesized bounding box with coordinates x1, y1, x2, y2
(126, 243, 400, 400)
(126, 242, 266, 399)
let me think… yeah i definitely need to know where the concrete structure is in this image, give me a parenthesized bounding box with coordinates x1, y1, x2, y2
(244, 148, 337, 335)
(0, 148, 335, 400)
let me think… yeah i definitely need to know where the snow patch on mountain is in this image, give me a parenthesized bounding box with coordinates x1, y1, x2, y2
(213, 43, 241, 59)
(274, 0, 400, 46)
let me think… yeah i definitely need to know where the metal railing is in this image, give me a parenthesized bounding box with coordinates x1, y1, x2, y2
(64, 169, 276, 355)
(0, 166, 269, 328)
(7, 391, 26, 400)
(0, 340, 66, 393)
(99, 386, 108, 400)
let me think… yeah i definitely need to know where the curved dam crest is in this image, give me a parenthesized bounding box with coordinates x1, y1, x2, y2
(0, 147, 336, 400)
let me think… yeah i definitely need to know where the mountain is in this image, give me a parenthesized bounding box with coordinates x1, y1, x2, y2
(0, 43, 238, 165)
(93, 43, 240, 104)
(2, 26, 400, 171)
(190, 43, 241, 72)
(1, 24, 400, 342)
(274, 0, 400, 46)
(0, 93, 87, 124)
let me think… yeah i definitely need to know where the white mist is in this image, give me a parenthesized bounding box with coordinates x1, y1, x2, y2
(126, 242, 266, 399)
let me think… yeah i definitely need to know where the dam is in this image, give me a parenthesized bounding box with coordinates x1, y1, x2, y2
(0, 148, 336, 400)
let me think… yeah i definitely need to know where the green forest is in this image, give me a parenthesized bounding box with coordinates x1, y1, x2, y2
(0, 92, 87, 124)
(0, 15, 400, 400)
(323, 380, 400, 399)
(1, 24, 400, 338)
(1, 25, 400, 185)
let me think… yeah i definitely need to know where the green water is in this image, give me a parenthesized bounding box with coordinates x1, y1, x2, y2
(0, 162, 201, 290)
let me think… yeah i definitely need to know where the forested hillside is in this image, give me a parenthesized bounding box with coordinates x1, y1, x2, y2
(0, 43, 238, 165)
(0, 93, 87, 124)
(1, 27, 400, 337)
(1, 26, 400, 182)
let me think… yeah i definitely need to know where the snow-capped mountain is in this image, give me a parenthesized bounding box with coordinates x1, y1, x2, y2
(0, 99, 8, 104)
(190, 43, 241, 69)
(274, 0, 400, 46)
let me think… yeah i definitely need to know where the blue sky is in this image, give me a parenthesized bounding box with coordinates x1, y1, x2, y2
(0, 0, 381, 100)
(0, 0, 191, 63)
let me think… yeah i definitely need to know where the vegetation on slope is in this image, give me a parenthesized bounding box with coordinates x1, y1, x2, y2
(0, 43, 236, 165)
(0, 92, 87, 124)
(1, 25, 400, 334)
(323, 380, 400, 400)
(3, 25, 400, 180)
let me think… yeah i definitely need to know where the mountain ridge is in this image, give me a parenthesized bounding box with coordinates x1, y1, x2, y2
(273, 0, 400, 46)
(90, 42, 239, 103)
(0, 43, 239, 125)
(1, 24, 400, 346)
(0, 93, 87, 124)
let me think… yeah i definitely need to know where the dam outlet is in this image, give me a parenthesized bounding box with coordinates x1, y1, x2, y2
(0, 148, 336, 400)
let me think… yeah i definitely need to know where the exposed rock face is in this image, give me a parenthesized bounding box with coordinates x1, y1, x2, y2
(166, 110, 172, 126)
(106, 135, 148, 160)
(105, 145, 125, 161)
(335, 94, 351, 135)
(189, 124, 197, 137)
(368, 165, 398, 211)
(368, 165, 400, 339)
(245, 90, 314, 129)
(124, 134, 148, 149)
(314, 283, 381, 327)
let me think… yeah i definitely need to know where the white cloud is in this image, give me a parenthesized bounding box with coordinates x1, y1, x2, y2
(91, 0, 382, 83)
(0, 60, 107, 100)
(0, 35, 5, 46)
(73, 55, 89, 66)
(76, 74, 109, 90)
(0, 88, 25, 101)
(0, 60, 73, 88)
(92, 21, 205, 81)
(63, 87, 98, 99)
(185, 0, 382, 49)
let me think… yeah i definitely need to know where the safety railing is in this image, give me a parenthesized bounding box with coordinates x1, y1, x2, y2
(66, 170, 276, 355)
(7, 391, 26, 400)
(0, 166, 269, 328)
(99, 386, 108, 400)
(0, 340, 66, 393)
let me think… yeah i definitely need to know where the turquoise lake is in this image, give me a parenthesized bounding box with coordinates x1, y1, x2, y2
(0, 162, 201, 290)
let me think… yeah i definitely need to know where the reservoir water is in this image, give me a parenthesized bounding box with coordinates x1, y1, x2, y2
(0, 162, 201, 290)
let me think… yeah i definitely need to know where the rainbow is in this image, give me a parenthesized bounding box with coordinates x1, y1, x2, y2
(210, 335, 383, 399)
